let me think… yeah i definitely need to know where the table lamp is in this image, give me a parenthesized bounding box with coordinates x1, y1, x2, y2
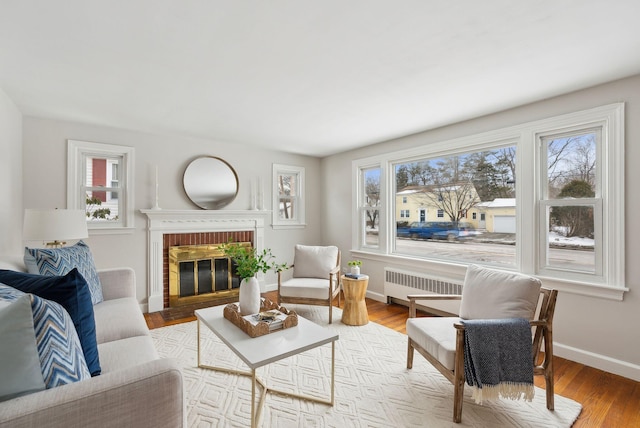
(23, 209, 88, 248)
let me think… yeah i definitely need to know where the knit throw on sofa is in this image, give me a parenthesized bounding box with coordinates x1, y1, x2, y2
(463, 317, 535, 404)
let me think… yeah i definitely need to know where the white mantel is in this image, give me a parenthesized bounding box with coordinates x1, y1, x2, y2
(141, 209, 269, 312)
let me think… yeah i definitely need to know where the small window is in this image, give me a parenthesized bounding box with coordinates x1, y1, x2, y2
(67, 140, 134, 233)
(272, 164, 305, 228)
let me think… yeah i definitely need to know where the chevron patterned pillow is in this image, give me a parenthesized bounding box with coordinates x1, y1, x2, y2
(0, 284, 90, 389)
(24, 240, 104, 304)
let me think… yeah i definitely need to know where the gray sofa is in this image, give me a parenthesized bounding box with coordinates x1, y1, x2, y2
(0, 264, 185, 428)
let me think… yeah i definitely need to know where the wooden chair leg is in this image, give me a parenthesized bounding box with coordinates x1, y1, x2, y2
(329, 300, 333, 324)
(407, 339, 414, 369)
(453, 327, 466, 423)
(453, 371, 464, 424)
(545, 333, 555, 410)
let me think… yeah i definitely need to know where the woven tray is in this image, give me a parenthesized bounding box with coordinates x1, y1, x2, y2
(223, 298, 298, 338)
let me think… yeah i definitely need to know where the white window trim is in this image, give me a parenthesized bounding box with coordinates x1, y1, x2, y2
(352, 103, 626, 300)
(67, 140, 135, 234)
(272, 164, 306, 229)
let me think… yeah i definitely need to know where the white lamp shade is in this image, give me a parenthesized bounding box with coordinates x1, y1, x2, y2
(23, 209, 88, 243)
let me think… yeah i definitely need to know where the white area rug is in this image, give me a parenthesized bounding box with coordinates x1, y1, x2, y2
(150, 305, 581, 427)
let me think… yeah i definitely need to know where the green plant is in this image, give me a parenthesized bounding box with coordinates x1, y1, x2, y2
(348, 260, 362, 267)
(86, 196, 112, 219)
(220, 241, 288, 279)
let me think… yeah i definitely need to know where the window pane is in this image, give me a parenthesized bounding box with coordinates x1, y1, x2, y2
(363, 168, 380, 246)
(545, 132, 597, 199)
(547, 205, 595, 272)
(85, 156, 121, 188)
(278, 196, 296, 220)
(277, 173, 297, 220)
(278, 173, 297, 196)
(394, 146, 517, 266)
(85, 191, 119, 222)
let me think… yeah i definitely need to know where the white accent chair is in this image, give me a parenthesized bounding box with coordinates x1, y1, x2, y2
(406, 264, 558, 423)
(277, 245, 341, 323)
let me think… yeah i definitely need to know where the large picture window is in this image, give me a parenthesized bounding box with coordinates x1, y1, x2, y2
(67, 140, 135, 232)
(353, 103, 625, 299)
(394, 146, 517, 266)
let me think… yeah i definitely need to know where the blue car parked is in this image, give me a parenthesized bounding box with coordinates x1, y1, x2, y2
(408, 221, 474, 241)
(407, 222, 454, 239)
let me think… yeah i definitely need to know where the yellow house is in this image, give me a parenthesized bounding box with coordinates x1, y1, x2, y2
(396, 186, 516, 232)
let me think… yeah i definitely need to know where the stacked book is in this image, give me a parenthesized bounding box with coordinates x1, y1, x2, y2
(345, 273, 365, 279)
(243, 309, 289, 331)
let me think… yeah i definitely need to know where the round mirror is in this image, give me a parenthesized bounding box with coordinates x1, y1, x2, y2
(183, 156, 239, 209)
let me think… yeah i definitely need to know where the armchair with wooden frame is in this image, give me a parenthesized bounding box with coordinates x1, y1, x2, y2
(277, 245, 341, 324)
(406, 264, 558, 423)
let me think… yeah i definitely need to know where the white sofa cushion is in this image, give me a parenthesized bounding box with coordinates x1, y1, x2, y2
(292, 245, 338, 279)
(97, 336, 159, 373)
(93, 297, 150, 344)
(459, 264, 541, 320)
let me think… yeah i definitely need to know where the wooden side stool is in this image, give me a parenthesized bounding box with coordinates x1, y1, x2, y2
(340, 275, 369, 326)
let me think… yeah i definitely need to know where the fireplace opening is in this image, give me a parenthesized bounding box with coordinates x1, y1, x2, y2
(168, 243, 248, 307)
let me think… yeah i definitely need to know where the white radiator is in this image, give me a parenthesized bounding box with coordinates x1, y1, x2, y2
(384, 267, 463, 304)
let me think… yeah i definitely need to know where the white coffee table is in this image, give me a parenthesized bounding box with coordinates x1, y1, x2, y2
(194, 304, 339, 428)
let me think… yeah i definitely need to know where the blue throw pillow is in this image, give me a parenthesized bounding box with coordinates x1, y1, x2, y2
(0, 285, 90, 388)
(24, 240, 104, 304)
(0, 269, 101, 376)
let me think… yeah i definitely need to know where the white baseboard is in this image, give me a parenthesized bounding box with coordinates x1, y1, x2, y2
(554, 343, 640, 382)
(366, 290, 387, 303)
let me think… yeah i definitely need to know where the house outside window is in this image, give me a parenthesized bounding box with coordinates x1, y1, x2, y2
(353, 103, 625, 299)
(67, 140, 134, 232)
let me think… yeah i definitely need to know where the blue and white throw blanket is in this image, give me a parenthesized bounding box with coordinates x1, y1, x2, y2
(462, 318, 535, 404)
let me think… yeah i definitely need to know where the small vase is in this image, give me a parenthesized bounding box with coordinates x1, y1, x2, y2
(239, 277, 261, 315)
(351, 266, 360, 275)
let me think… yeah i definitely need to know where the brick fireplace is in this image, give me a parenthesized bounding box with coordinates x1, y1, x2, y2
(164, 232, 251, 307)
(141, 209, 268, 312)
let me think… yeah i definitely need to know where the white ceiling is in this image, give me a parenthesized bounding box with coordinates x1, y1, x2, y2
(1, 1, 639, 157)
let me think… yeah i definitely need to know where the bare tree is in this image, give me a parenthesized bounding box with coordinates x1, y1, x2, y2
(365, 176, 380, 228)
(416, 181, 481, 223)
(278, 174, 291, 219)
(570, 136, 596, 186)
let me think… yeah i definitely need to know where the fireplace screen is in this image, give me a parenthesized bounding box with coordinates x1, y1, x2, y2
(168, 243, 246, 307)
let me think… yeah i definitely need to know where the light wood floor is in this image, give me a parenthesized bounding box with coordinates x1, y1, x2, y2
(145, 292, 640, 428)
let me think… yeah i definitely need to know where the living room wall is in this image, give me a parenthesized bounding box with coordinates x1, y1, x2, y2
(0, 87, 22, 258)
(322, 74, 640, 381)
(20, 117, 324, 310)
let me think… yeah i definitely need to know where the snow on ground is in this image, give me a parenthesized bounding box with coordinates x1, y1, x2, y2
(548, 231, 594, 247)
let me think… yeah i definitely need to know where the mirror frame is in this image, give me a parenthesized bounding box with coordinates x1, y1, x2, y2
(183, 156, 239, 210)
